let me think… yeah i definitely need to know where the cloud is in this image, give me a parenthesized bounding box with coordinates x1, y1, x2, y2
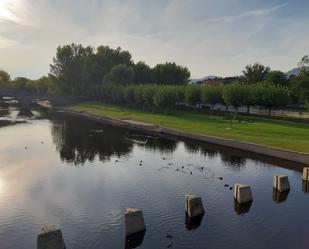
(0, 0, 308, 79)
(203, 2, 289, 23)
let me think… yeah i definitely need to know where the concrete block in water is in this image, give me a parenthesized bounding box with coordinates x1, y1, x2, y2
(37, 225, 66, 249)
(185, 194, 205, 218)
(125, 208, 146, 236)
(273, 174, 290, 192)
(234, 184, 253, 204)
(303, 167, 309, 182)
(302, 180, 309, 194)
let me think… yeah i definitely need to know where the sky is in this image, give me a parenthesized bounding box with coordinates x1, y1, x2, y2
(0, 0, 308, 79)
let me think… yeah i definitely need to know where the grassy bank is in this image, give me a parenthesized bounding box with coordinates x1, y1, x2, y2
(68, 102, 309, 154)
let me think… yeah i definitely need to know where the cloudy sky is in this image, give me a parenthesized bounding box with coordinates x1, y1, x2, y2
(0, 0, 308, 79)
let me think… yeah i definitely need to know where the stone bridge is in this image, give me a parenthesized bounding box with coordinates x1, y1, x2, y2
(0, 89, 87, 108)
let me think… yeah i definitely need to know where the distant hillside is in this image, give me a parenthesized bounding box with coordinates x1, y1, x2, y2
(286, 67, 309, 77)
(189, 75, 221, 84)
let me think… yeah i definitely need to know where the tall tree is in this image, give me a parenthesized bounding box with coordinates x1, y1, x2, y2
(152, 62, 190, 85)
(201, 86, 223, 112)
(103, 64, 134, 85)
(50, 44, 95, 93)
(266, 70, 289, 87)
(133, 61, 153, 84)
(290, 55, 309, 104)
(254, 84, 289, 115)
(242, 63, 270, 84)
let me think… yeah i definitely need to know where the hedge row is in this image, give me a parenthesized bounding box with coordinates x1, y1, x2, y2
(87, 83, 289, 115)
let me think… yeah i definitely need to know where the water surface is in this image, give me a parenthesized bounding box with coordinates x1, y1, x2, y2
(0, 106, 308, 249)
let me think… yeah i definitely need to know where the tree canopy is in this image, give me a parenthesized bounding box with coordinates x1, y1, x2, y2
(50, 44, 190, 94)
(242, 63, 270, 84)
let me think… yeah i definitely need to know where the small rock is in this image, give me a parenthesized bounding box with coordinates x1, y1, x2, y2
(224, 184, 229, 187)
(229, 187, 233, 191)
(162, 157, 166, 160)
(218, 177, 223, 180)
(201, 167, 204, 170)
(25, 147, 27, 149)
(190, 172, 192, 175)
(181, 166, 184, 169)
(115, 160, 118, 162)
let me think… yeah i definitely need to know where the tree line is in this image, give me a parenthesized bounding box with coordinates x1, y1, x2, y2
(0, 44, 190, 94)
(0, 44, 308, 111)
(86, 82, 289, 116)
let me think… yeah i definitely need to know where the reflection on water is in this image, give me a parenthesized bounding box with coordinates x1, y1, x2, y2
(185, 213, 204, 231)
(234, 200, 252, 215)
(0, 107, 308, 249)
(50, 113, 178, 165)
(125, 230, 146, 249)
(272, 189, 290, 203)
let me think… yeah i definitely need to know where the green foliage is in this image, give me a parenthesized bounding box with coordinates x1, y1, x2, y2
(142, 85, 157, 110)
(290, 69, 309, 104)
(152, 62, 190, 85)
(134, 62, 153, 84)
(185, 85, 201, 105)
(222, 84, 248, 112)
(49, 44, 190, 94)
(122, 85, 135, 107)
(266, 70, 289, 87)
(242, 63, 270, 84)
(254, 83, 289, 115)
(103, 64, 134, 85)
(201, 86, 222, 111)
(153, 86, 177, 113)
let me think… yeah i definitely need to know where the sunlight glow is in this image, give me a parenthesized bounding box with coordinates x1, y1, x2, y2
(0, 177, 5, 196)
(0, 0, 20, 22)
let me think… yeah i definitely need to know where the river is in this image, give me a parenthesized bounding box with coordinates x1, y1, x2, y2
(0, 105, 308, 249)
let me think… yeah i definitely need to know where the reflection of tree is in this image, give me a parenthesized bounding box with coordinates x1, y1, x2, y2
(184, 141, 200, 154)
(221, 154, 246, 169)
(51, 114, 134, 165)
(184, 140, 219, 159)
(143, 137, 177, 153)
(50, 114, 178, 165)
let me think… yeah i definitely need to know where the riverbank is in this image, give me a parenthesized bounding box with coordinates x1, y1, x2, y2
(66, 102, 309, 164)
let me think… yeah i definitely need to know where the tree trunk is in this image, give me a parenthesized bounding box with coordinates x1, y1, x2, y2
(247, 105, 250, 114)
(268, 107, 272, 116)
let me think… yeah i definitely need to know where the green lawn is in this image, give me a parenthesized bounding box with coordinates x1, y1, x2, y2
(68, 102, 309, 154)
